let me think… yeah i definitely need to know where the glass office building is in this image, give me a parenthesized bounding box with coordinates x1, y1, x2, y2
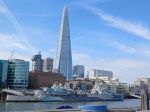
(7, 59, 29, 90)
(54, 7, 73, 80)
(0, 60, 8, 89)
(73, 65, 84, 78)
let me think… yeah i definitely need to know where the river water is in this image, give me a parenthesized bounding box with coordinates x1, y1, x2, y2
(0, 99, 140, 111)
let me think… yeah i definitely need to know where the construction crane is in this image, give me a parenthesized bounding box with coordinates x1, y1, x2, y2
(10, 50, 15, 59)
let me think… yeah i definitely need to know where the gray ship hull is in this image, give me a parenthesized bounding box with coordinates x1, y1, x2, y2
(6, 94, 124, 102)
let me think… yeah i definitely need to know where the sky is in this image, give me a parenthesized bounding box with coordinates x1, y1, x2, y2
(0, 0, 150, 84)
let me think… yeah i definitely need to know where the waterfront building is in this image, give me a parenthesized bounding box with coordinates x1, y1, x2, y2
(107, 82, 117, 93)
(111, 78, 119, 82)
(134, 78, 150, 93)
(0, 60, 8, 89)
(73, 65, 84, 78)
(89, 76, 130, 94)
(7, 59, 29, 90)
(89, 77, 118, 93)
(87, 69, 113, 78)
(117, 83, 130, 94)
(42, 58, 53, 72)
(31, 52, 42, 71)
(54, 6, 73, 80)
(28, 71, 66, 89)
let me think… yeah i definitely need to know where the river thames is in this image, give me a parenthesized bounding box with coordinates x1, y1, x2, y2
(0, 99, 140, 111)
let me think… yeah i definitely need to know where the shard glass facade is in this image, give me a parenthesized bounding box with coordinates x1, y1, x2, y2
(54, 7, 73, 80)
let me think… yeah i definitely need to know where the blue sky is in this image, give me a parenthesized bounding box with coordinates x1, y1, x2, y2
(0, 0, 150, 84)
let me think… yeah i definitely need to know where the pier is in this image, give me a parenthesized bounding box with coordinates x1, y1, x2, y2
(8, 108, 138, 112)
(130, 93, 140, 99)
(0, 90, 7, 100)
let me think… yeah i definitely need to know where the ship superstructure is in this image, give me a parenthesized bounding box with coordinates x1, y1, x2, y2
(4, 80, 124, 102)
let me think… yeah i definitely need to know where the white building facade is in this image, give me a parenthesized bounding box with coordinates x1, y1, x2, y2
(42, 58, 53, 72)
(87, 69, 113, 78)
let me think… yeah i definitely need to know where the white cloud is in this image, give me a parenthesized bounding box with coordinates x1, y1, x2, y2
(0, 50, 33, 70)
(70, 0, 115, 7)
(0, 6, 6, 13)
(72, 52, 150, 84)
(112, 42, 136, 53)
(78, 28, 150, 56)
(85, 6, 150, 40)
(0, 50, 30, 61)
(0, 0, 37, 52)
(27, 27, 46, 35)
(111, 41, 150, 56)
(72, 36, 84, 41)
(0, 51, 12, 60)
(39, 49, 57, 59)
(0, 33, 35, 71)
(49, 49, 56, 53)
(0, 34, 28, 50)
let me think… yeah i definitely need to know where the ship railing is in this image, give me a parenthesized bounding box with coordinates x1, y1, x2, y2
(2, 89, 23, 96)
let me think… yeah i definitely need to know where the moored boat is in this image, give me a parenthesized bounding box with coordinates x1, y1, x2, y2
(5, 81, 124, 102)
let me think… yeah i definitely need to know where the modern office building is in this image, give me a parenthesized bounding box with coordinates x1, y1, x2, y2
(42, 58, 53, 72)
(54, 6, 73, 80)
(73, 65, 84, 78)
(31, 52, 42, 71)
(87, 69, 113, 78)
(31, 52, 54, 72)
(0, 60, 8, 89)
(7, 59, 29, 90)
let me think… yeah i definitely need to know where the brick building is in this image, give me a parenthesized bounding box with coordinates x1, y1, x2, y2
(28, 71, 66, 89)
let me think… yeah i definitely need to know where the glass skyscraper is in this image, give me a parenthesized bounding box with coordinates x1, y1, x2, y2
(73, 65, 84, 78)
(0, 60, 8, 89)
(7, 59, 29, 90)
(54, 6, 73, 80)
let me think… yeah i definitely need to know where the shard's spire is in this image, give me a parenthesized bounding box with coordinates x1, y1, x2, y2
(54, 6, 73, 80)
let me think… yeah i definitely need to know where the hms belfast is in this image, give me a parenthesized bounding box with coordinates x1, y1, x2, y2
(5, 80, 124, 102)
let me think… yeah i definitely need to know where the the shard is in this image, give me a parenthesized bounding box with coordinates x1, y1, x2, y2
(54, 6, 73, 80)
